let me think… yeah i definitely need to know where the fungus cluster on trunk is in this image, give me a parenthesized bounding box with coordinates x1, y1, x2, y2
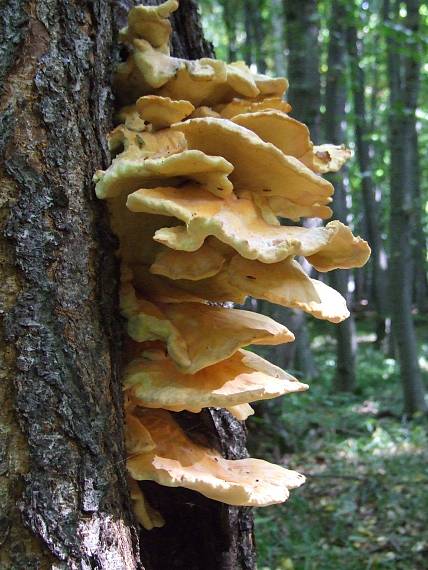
(94, 0, 370, 530)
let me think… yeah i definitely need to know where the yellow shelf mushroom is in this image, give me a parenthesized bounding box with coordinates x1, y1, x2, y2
(214, 96, 292, 119)
(136, 95, 194, 130)
(122, 286, 294, 374)
(126, 186, 369, 269)
(119, 0, 179, 54)
(127, 409, 305, 507)
(124, 348, 308, 413)
(95, 129, 235, 200)
(150, 243, 226, 281)
(128, 477, 165, 530)
(231, 110, 352, 174)
(149, 248, 350, 322)
(170, 118, 334, 218)
(94, 0, 371, 531)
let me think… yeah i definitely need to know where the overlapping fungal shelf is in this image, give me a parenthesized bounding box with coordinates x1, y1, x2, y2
(94, 0, 371, 530)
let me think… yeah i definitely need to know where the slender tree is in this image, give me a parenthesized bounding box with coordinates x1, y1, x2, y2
(325, 0, 357, 392)
(219, 0, 239, 61)
(383, 0, 427, 414)
(243, 0, 255, 67)
(280, 0, 323, 380)
(346, 11, 389, 345)
(284, 0, 322, 142)
(243, 0, 267, 72)
(411, 109, 428, 312)
(251, 0, 267, 73)
(406, 2, 428, 313)
(270, 0, 287, 77)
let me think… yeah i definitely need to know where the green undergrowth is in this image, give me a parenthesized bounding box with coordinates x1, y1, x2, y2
(248, 319, 428, 570)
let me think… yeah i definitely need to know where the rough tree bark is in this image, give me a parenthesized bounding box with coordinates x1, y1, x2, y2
(0, 0, 256, 568)
(383, 0, 427, 414)
(324, 0, 357, 392)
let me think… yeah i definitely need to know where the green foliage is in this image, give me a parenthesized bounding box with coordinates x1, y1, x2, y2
(248, 321, 428, 569)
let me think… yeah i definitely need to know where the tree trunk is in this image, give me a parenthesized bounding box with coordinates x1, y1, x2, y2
(220, 0, 239, 62)
(0, 1, 256, 568)
(271, 308, 317, 382)
(280, 0, 321, 380)
(410, 109, 428, 312)
(384, 0, 427, 415)
(270, 0, 287, 77)
(250, 0, 267, 74)
(283, 0, 321, 142)
(242, 0, 266, 73)
(294, 319, 318, 380)
(324, 0, 357, 392)
(139, 412, 256, 570)
(243, 1, 254, 68)
(346, 22, 388, 345)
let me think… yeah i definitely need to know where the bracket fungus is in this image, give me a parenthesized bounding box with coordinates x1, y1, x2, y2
(169, 118, 334, 218)
(123, 285, 294, 374)
(127, 409, 305, 506)
(124, 348, 308, 414)
(94, 0, 370, 531)
(231, 110, 352, 174)
(136, 95, 195, 129)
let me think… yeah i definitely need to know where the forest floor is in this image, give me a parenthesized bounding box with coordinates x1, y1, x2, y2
(248, 318, 428, 570)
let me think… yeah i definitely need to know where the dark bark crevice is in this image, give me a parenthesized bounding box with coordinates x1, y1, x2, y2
(137, 410, 255, 570)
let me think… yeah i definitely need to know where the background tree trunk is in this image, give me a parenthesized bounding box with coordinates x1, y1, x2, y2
(283, 0, 321, 142)
(219, 0, 239, 62)
(383, 0, 427, 414)
(346, 20, 388, 345)
(278, 0, 321, 380)
(324, 0, 357, 392)
(243, 1, 255, 67)
(270, 0, 287, 77)
(410, 94, 428, 313)
(250, 0, 267, 74)
(0, 1, 256, 568)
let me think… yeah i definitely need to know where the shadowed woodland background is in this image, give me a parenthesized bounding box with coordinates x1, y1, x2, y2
(199, 0, 428, 568)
